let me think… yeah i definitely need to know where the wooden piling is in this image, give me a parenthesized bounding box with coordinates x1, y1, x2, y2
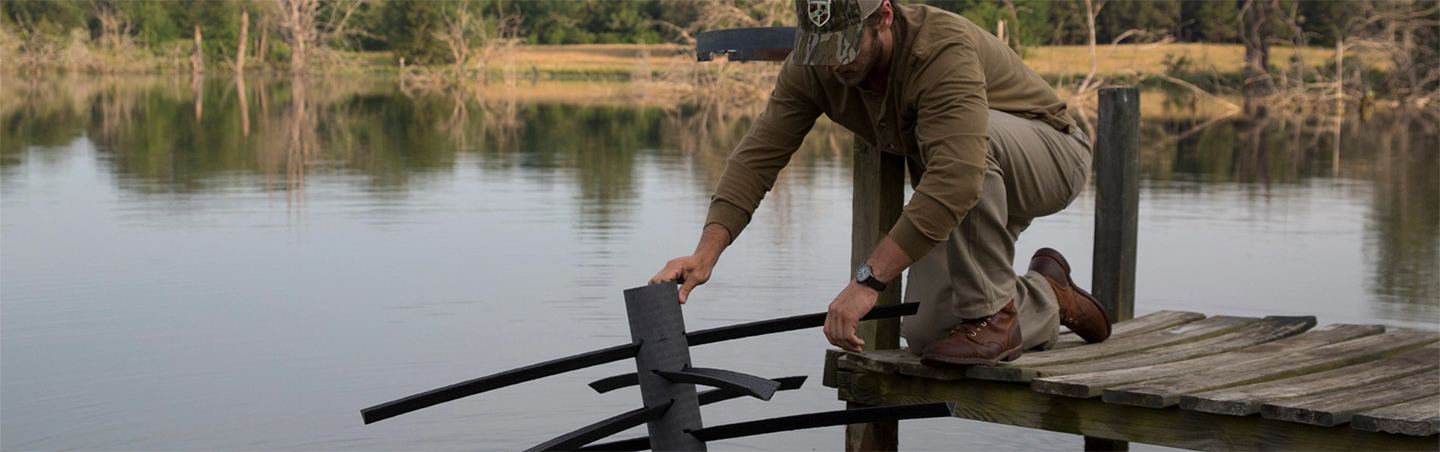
(1088, 86, 1140, 452)
(847, 136, 906, 451)
(1093, 87, 1140, 323)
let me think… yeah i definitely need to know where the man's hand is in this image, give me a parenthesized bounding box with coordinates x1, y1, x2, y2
(824, 282, 879, 352)
(650, 223, 732, 304)
(649, 255, 715, 304)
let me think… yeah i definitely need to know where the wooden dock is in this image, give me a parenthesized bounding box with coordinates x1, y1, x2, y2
(824, 312, 1439, 450)
(834, 88, 1438, 450)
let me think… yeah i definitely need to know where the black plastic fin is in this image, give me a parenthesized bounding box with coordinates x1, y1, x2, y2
(696, 376, 805, 405)
(360, 342, 640, 424)
(656, 367, 781, 401)
(588, 373, 640, 394)
(524, 401, 673, 452)
(575, 435, 651, 452)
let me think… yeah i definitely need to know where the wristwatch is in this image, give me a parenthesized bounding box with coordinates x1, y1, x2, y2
(855, 263, 888, 292)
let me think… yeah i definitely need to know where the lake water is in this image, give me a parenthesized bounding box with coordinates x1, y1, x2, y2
(2, 76, 1436, 451)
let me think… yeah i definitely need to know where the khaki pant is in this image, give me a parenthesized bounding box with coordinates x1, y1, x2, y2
(902, 110, 1092, 354)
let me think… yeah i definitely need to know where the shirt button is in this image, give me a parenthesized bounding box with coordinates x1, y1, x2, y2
(880, 121, 887, 128)
(889, 144, 896, 150)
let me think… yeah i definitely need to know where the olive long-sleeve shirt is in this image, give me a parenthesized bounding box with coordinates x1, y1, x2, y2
(705, 4, 1074, 262)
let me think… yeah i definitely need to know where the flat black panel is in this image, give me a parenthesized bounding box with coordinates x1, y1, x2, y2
(624, 283, 706, 451)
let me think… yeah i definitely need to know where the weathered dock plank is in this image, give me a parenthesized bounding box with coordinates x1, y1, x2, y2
(1102, 330, 1439, 408)
(1032, 324, 1386, 398)
(1180, 344, 1439, 416)
(1031, 316, 1316, 379)
(968, 316, 1260, 382)
(823, 311, 1210, 385)
(1051, 310, 1205, 351)
(1351, 395, 1440, 437)
(832, 369, 1433, 451)
(1259, 370, 1440, 427)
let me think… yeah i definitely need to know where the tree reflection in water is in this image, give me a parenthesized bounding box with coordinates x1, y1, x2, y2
(0, 76, 1433, 314)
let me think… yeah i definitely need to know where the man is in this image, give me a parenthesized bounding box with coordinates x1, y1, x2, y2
(650, 0, 1112, 367)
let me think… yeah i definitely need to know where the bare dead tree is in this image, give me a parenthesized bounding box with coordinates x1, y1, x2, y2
(237, 11, 249, 74)
(1239, 0, 1278, 100)
(433, 0, 521, 85)
(274, 0, 367, 75)
(1075, 0, 1109, 97)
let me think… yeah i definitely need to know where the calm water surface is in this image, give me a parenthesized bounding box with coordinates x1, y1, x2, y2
(3, 76, 1436, 451)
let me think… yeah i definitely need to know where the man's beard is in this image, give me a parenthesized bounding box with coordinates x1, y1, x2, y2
(836, 28, 881, 88)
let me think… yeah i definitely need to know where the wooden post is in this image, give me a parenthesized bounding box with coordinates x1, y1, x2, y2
(1087, 87, 1139, 452)
(236, 11, 248, 74)
(1092, 87, 1139, 323)
(846, 136, 906, 451)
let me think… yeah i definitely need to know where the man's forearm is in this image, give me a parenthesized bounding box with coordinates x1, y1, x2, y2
(696, 223, 733, 264)
(865, 236, 913, 284)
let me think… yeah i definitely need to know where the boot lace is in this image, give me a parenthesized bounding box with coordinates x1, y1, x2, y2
(950, 315, 994, 338)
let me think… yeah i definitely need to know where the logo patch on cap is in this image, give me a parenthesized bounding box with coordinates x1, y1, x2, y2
(808, 0, 831, 27)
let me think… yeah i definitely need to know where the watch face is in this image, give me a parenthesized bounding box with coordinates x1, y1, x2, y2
(856, 264, 872, 282)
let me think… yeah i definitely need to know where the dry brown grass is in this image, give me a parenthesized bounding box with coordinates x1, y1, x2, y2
(1023, 42, 1392, 77)
(501, 42, 1391, 80)
(507, 44, 689, 75)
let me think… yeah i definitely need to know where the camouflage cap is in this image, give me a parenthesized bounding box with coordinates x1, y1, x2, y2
(791, 0, 883, 66)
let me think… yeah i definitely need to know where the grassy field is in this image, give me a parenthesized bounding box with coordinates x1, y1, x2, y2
(378, 42, 1382, 80)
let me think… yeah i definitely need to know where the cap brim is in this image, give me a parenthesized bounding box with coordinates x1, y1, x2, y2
(791, 25, 863, 66)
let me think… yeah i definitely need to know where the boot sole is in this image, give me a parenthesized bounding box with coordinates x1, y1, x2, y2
(1034, 248, 1114, 341)
(920, 346, 1023, 369)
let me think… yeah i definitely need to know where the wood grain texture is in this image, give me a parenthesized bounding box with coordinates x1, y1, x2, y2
(1102, 330, 1438, 408)
(851, 136, 906, 352)
(1051, 310, 1206, 351)
(1181, 344, 1440, 416)
(1032, 316, 1315, 379)
(968, 316, 1260, 382)
(1351, 395, 1440, 437)
(848, 129, 905, 452)
(1032, 324, 1386, 399)
(1260, 371, 1440, 427)
(1093, 87, 1140, 323)
(834, 369, 1433, 451)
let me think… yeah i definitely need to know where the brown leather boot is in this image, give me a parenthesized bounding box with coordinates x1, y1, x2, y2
(920, 300, 1023, 368)
(1030, 247, 1112, 343)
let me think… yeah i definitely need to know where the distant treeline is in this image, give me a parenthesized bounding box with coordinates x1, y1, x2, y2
(1, 0, 1379, 67)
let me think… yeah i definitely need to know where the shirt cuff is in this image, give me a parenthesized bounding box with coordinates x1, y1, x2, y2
(704, 201, 751, 244)
(888, 214, 942, 263)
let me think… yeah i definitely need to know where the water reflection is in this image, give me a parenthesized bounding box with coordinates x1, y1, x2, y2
(1, 76, 1435, 312)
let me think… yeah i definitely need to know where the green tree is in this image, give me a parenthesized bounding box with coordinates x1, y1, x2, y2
(385, 0, 449, 64)
(1097, 0, 1180, 43)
